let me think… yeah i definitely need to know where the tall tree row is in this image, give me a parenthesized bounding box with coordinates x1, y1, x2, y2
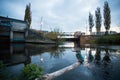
(104, 1, 111, 35)
(24, 3, 32, 29)
(95, 7, 101, 35)
(88, 1, 111, 35)
(88, 12, 94, 35)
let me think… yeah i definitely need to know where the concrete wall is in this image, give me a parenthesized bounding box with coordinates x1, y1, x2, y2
(0, 16, 28, 42)
(80, 35, 99, 44)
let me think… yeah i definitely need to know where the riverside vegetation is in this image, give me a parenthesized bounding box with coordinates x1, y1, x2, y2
(88, 33, 120, 44)
(95, 33, 120, 44)
(0, 61, 43, 80)
(22, 64, 43, 80)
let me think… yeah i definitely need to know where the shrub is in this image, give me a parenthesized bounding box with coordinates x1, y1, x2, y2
(95, 34, 120, 44)
(0, 61, 5, 69)
(22, 64, 43, 80)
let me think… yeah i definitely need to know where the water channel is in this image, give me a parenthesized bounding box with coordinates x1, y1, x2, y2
(0, 42, 120, 80)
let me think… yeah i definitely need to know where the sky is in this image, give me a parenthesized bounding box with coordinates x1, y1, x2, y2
(0, 0, 120, 33)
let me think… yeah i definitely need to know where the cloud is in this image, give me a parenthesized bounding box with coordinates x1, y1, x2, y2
(0, 0, 120, 33)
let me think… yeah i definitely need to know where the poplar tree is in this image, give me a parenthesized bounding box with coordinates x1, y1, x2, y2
(24, 3, 32, 29)
(104, 1, 111, 35)
(88, 12, 94, 35)
(95, 7, 101, 35)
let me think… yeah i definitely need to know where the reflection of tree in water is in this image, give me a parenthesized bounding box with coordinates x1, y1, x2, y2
(103, 49, 111, 64)
(26, 44, 65, 58)
(91, 47, 112, 80)
(102, 48, 111, 80)
(88, 49, 94, 63)
(95, 48, 101, 65)
(50, 45, 65, 58)
(41, 42, 82, 80)
(24, 49, 31, 65)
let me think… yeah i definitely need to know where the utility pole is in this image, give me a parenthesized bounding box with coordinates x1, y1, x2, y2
(40, 17, 43, 31)
(86, 20, 88, 35)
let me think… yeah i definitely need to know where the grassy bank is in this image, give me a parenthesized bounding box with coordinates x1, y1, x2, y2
(95, 33, 120, 44)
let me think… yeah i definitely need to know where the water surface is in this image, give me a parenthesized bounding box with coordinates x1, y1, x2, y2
(0, 42, 120, 80)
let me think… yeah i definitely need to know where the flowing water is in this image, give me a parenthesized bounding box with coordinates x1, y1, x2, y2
(0, 42, 120, 80)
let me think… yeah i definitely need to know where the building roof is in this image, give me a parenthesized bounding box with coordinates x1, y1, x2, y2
(0, 16, 27, 23)
(0, 16, 28, 31)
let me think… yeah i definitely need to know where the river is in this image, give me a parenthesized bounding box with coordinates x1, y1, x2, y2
(0, 42, 120, 80)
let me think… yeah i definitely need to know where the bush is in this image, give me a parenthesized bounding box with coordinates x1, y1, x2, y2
(0, 61, 5, 69)
(45, 28, 65, 45)
(22, 64, 43, 80)
(96, 34, 120, 44)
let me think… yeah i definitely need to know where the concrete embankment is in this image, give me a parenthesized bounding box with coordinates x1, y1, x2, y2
(26, 40, 56, 44)
(80, 35, 99, 44)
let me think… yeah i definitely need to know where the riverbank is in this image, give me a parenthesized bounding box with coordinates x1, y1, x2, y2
(95, 33, 120, 44)
(26, 40, 55, 44)
(80, 33, 120, 45)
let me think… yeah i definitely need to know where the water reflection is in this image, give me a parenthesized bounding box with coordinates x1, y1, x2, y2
(0, 42, 120, 80)
(0, 43, 67, 67)
(0, 44, 31, 66)
(88, 49, 94, 63)
(73, 43, 114, 80)
(74, 42, 84, 63)
(102, 48, 111, 80)
(95, 48, 101, 65)
(40, 54, 44, 62)
(103, 49, 111, 65)
(50, 45, 65, 58)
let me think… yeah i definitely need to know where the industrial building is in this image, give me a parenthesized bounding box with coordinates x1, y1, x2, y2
(0, 16, 28, 42)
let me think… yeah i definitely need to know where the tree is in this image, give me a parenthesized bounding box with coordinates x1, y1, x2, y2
(104, 1, 111, 35)
(88, 12, 94, 35)
(95, 7, 101, 35)
(24, 3, 32, 29)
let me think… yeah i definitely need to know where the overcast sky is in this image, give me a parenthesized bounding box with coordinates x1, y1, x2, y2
(0, 0, 120, 33)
